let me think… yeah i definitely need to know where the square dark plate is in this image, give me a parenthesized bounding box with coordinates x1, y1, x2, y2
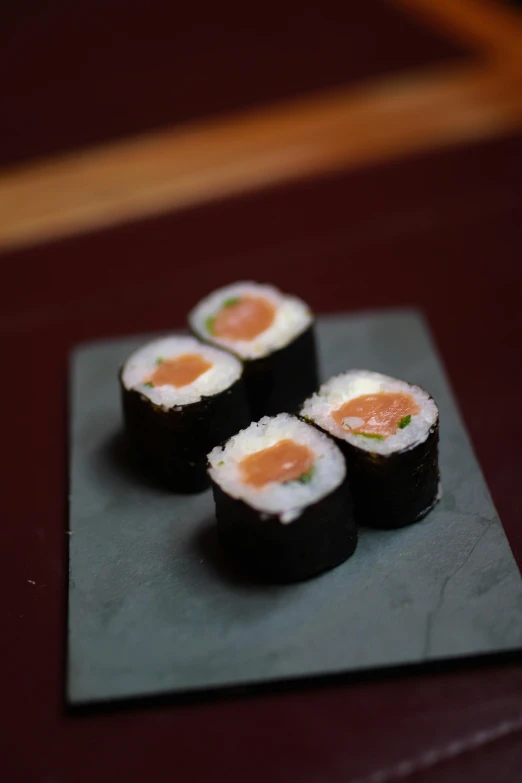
(68, 310, 522, 704)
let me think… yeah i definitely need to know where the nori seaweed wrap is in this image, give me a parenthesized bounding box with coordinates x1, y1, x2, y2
(301, 370, 440, 528)
(188, 282, 318, 418)
(208, 413, 357, 582)
(120, 336, 250, 492)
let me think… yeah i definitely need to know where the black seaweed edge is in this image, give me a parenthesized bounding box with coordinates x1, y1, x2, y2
(119, 367, 250, 493)
(301, 391, 441, 529)
(190, 298, 319, 418)
(208, 414, 357, 583)
(241, 322, 319, 418)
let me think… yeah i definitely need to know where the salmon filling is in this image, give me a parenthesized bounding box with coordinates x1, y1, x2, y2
(332, 392, 420, 439)
(147, 354, 212, 388)
(240, 439, 315, 488)
(212, 296, 276, 341)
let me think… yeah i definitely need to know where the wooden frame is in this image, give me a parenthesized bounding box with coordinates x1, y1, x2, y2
(1, 0, 521, 251)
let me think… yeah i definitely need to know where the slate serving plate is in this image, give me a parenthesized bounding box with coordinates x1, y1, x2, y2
(68, 310, 522, 704)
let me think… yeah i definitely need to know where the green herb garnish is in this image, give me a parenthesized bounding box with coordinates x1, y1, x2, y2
(144, 381, 154, 388)
(297, 467, 315, 484)
(398, 415, 411, 429)
(217, 460, 224, 466)
(156, 357, 164, 365)
(353, 431, 384, 441)
(223, 296, 240, 308)
(205, 315, 216, 334)
(283, 466, 315, 485)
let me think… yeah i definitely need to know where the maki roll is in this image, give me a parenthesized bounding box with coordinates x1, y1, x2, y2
(301, 370, 440, 529)
(207, 413, 357, 582)
(189, 282, 318, 418)
(120, 336, 250, 492)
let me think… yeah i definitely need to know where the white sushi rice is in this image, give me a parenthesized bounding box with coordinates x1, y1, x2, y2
(188, 282, 313, 360)
(121, 335, 242, 409)
(208, 413, 346, 523)
(301, 370, 438, 455)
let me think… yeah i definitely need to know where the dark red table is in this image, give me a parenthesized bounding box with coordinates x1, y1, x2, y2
(0, 0, 467, 168)
(2, 132, 522, 782)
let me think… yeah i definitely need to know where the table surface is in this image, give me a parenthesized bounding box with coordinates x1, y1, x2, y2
(0, 0, 466, 168)
(2, 131, 522, 782)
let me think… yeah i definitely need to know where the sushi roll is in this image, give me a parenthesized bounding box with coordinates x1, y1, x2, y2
(207, 413, 357, 582)
(120, 336, 250, 492)
(189, 282, 318, 418)
(301, 370, 440, 529)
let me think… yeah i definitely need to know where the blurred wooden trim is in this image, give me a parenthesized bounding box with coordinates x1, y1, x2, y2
(394, 0, 522, 55)
(1, 0, 522, 252)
